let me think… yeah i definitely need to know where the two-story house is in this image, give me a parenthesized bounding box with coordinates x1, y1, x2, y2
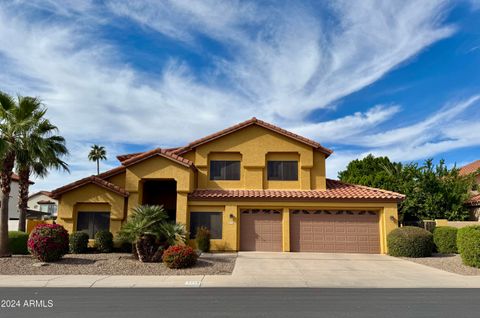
(52, 118, 404, 254)
(459, 160, 480, 220)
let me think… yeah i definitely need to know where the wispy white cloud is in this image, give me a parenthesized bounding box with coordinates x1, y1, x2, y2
(0, 0, 473, 190)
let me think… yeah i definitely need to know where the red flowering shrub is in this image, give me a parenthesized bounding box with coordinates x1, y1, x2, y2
(28, 224, 69, 262)
(162, 245, 198, 269)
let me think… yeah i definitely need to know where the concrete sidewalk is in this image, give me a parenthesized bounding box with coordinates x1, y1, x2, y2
(1, 252, 480, 288)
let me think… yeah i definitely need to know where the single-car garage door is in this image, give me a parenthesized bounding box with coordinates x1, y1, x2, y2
(240, 209, 282, 251)
(290, 210, 380, 254)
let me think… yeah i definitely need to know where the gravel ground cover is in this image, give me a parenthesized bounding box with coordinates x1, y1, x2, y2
(0, 253, 236, 275)
(403, 253, 480, 276)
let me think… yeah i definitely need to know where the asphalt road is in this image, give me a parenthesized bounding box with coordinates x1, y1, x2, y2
(0, 288, 479, 318)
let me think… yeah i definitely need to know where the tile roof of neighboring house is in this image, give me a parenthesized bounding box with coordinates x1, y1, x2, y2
(175, 117, 333, 157)
(466, 193, 480, 206)
(11, 173, 34, 184)
(121, 148, 196, 169)
(188, 179, 405, 202)
(37, 200, 56, 204)
(459, 160, 480, 176)
(28, 190, 53, 200)
(51, 176, 129, 199)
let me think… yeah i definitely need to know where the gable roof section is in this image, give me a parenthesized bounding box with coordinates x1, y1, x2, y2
(121, 148, 196, 169)
(188, 179, 405, 202)
(466, 193, 480, 206)
(174, 117, 333, 157)
(28, 190, 53, 199)
(97, 165, 126, 179)
(51, 176, 129, 199)
(459, 160, 480, 176)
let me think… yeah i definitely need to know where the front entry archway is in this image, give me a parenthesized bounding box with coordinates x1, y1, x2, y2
(142, 179, 177, 221)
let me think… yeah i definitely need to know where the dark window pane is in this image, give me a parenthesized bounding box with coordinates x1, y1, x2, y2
(267, 161, 298, 180)
(76, 212, 110, 238)
(210, 161, 240, 180)
(190, 212, 222, 239)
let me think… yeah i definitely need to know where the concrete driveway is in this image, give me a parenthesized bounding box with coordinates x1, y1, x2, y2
(202, 252, 480, 287)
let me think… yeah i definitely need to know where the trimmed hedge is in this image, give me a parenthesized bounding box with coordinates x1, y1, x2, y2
(457, 226, 480, 268)
(433, 226, 458, 254)
(113, 238, 134, 253)
(95, 230, 114, 253)
(69, 232, 89, 254)
(196, 226, 210, 253)
(387, 226, 434, 257)
(28, 224, 69, 262)
(8, 231, 29, 255)
(162, 245, 198, 269)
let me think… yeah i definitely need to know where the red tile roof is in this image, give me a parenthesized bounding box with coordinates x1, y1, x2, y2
(116, 152, 144, 163)
(51, 176, 129, 199)
(466, 193, 480, 206)
(174, 117, 333, 157)
(121, 148, 195, 169)
(37, 200, 55, 204)
(459, 160, 480, 176)
(188, 179, 405, 202)
(11, 173, 34, 184)
(97, 165, 126, 179)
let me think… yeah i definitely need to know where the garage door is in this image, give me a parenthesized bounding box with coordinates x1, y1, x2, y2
(240, 209, 282, 251)
(290, 210, 380, 253)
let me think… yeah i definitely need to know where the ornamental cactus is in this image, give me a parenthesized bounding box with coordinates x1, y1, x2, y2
(28, 224, 69, 262)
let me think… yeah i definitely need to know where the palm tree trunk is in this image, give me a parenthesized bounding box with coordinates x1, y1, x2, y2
(17, 168, 30, 232)
(0, 152, 15, 257)
(97, 160, 99, 175)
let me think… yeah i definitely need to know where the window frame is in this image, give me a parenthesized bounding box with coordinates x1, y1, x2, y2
(76, 211, 110, 238)
(267, 160, 299, 181)
(209, 160, 241, 181)
(189, 212, 223, 239)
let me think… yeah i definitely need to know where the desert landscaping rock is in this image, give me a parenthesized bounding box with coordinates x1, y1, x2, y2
(0, 253, 236, 275)
(403, 253, 480, 276)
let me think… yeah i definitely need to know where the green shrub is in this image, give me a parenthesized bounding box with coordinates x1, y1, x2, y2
(162, 245, 198, 269)
(387, 226, 434, 257)
(196, 226, 210, 252)
(69, 232, 89, 254)
(95, 230, 114, 253)
(8, 231, 29, 255)
(433, 226, 458, 254)
(457, 226, 480, 268)
(27, 224, 69, 262)
(113, 238, 134, 253)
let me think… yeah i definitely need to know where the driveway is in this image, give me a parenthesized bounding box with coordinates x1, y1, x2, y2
(201, 252, 480, 287)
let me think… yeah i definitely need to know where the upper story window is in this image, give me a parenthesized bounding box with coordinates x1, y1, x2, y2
(267, 161, 298, 181)
(210, 160, 241, 180)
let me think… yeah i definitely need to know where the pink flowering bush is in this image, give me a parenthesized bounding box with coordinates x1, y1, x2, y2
(28, 224, 69, 262)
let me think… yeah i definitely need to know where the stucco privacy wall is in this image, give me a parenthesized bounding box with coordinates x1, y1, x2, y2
(188, 200, 399, 254)
(181, 125, 327, 190)
(56, 184, 126, 234)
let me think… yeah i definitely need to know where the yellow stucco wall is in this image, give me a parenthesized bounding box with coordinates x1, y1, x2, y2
(188, 200, 399, 254)
(56, 184, 126, 235)
(182, 125, 326, 190)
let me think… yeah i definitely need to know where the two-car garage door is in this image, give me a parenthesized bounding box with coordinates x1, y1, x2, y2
(240, 209, 380, 254)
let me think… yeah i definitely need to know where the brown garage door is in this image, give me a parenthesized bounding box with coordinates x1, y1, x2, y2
(240, 209, 282, 251)
(290, 210, 380, 253)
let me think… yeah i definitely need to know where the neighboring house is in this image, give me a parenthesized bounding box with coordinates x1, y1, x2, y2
(28, 191, 58, 217)
(459, 160, 480, 220)
(52, 118, 404, 254)
(7, 174, 21, 220)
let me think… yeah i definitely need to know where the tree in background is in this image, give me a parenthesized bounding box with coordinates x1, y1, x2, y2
(338, 155, 475, 222)
(88, 144, 107, 175)
(15, 97, 69, 231)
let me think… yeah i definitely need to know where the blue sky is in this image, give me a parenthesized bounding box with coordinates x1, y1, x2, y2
(0, 0, 479, 191)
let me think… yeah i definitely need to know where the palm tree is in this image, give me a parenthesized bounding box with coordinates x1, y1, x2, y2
(0, 92, 52, 257)
(15, 100, 69, 231)
(88, 144, 106, 175)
